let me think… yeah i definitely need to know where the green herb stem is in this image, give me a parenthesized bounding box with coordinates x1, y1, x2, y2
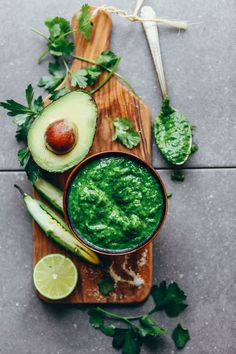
(90, 58, 120, 94)
(73, 55, 138, 96)
(31, 27, 49, 41)
(37, 48, 50, 63)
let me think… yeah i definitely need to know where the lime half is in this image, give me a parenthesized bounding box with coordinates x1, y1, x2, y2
(33, 254, 78, 300)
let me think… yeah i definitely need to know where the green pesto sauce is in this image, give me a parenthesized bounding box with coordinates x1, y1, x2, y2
(68, 156, 165, 251)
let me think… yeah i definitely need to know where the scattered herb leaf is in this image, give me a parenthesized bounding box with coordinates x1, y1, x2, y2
(96, 50, 120, 69)
(167, 192, 172, 198)
(97, 275, 115, 296)
(112, 117, 140, 149)
(151, 281, 188, 317)
(71, 69, 88, 88)
(45, 17, 73, 57)
(113, 328, 142, 354)
(191, 144, 198, 154)
(139, 315, 166, 337)
(172, 324, 190, 349)
(50, 87, 70, 101)
(38, 62, 66, 92)
(78, 4, 93, 40)
(17, 147, 42, 183)
(0, 84, 44, 142)
(171, 171, 185, 182)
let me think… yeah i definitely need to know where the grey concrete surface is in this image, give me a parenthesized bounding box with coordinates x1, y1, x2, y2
(0, 170, 236, 354)
(0, 0, 235, 169)
(0, 0, 235, 353)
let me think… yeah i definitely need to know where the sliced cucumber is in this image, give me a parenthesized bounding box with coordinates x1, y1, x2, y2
(15, 185, 100, 266)
(33, 178, 63, 214)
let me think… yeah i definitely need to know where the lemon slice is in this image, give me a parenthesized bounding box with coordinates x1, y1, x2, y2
(33, 254, 78, 300)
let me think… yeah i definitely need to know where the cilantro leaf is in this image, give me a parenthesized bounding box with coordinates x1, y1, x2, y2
(26, 84, 34, 108)
(25, 156, 42, 183)
(38, 62, 66, 92)
(191, 143, 198, 154)
(17, 147, 42, 183)
(71, 69, 88, 88)
(96, 50, 120, 69)
(167, 192, 172, 198)
(172, 324, 190, 349)
(97, 275, 115, 296)
(50, 87, 70, 101)
(71, 66, 102, 88)
(45, 17, 70, 38)
(151, 281, 188, 317)
(88, 308, 105, 328)
(171, 170, 185, 182)
(0, 85, 44, 142)
(138, 315, 166, 337)
(78, 4, 93, 40)
(18, 147, 30, 166)
(112, 328, 142, 354)
(112, 117, 140, 149)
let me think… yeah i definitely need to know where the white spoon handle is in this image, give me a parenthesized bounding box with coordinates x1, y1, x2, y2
(141, 6, 168, 98)
(133, 0, 145, 16)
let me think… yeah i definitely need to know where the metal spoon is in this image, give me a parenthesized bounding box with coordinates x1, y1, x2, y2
(141, 6, 193, 166)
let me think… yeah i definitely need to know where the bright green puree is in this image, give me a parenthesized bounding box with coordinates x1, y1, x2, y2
(68, 156, 165, 251)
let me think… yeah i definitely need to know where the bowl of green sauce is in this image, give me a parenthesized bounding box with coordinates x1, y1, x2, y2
(64, 151, 168, 256)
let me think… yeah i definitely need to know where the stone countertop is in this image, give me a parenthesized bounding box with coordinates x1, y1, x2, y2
(0, 0, 235, 353)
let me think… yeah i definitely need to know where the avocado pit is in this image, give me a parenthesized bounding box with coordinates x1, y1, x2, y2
(45, 119, 78, 155)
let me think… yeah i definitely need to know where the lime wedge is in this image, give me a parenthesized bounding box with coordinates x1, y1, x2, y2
(33, 254, 78, 300)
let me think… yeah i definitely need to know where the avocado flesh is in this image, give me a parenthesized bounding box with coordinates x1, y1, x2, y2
(28, 91, 98, 172)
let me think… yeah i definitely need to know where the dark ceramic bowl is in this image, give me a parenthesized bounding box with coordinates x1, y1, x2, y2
(64, 151, 168, 256)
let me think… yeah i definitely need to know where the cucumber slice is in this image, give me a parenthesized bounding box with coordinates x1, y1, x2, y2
(15, 185, 100, 266)
(34, 178, 63, 214)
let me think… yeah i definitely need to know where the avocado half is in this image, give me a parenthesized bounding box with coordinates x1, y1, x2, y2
(28, 91, 98, 173)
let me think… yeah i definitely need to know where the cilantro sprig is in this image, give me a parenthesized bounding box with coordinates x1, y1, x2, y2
(32, 5, 93, 62)
(88, 281, 189, 353)
(0, 84, 43, 182)
(78, 4, 93, 40)
(38, 62, 66, 93)
(112, 117, 140, 149)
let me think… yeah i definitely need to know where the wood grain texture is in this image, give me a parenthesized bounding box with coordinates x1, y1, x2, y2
(33, 7, 152, 303)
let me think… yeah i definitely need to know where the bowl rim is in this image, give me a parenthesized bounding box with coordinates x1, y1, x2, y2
(63, 151, 168, 256)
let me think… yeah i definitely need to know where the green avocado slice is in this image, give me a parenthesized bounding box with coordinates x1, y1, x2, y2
(28, 91, 98, 172)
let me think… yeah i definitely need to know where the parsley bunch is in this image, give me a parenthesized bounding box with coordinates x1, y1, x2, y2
(89, 281, 190, 353)
(0, 84, 43, 182)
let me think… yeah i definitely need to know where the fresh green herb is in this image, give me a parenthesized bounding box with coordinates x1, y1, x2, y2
(191, 144, 198, 154)
(97, 275, 115, 296)
(112, 328, 142, 354)
(151, 281, 188, 317)
(78, 4, 93, 40)
(171, 171, 185, 182)
(33, 16, 74, 62)
(167, 192, 172, 198)
(18, 147, 42, 183)
(112, 117, 140, 149)
(88, 307, 165, 354)
(50, 87, 71, 101)
(38, 62, 66, 92)
(172, 324, 190, 349)
(0, 84, 44, 142)
(71, 69, 88, 88)
(154, 96, 192, 165)
(95, 50, 120, 69)
(73, 52, 138, 96)
(0, 85, 44, 181)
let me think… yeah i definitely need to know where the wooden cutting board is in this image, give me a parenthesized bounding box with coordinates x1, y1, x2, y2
(33, 7, 152, 303)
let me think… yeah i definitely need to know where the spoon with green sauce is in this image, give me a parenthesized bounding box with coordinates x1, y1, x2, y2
(141, 6, 192, 165)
